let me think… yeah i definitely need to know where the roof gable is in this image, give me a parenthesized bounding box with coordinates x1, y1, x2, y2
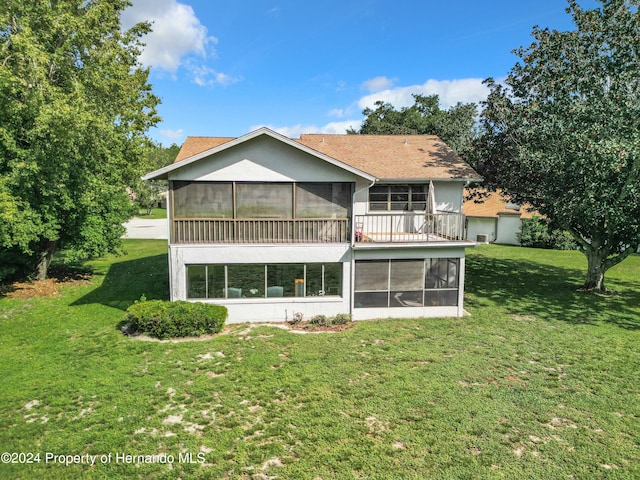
(143, 128, 481, 182)
(144, 128, 375, 181)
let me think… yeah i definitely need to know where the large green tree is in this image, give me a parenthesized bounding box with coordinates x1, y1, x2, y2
(350, 94, 477, 154)
(0, 0, 159, 280)
(477, 0, 640, 291)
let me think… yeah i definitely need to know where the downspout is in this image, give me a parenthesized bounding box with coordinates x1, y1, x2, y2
(349, 178, 377, 318)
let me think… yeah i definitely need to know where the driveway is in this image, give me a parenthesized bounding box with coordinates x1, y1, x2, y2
(122, 218, 168, 239)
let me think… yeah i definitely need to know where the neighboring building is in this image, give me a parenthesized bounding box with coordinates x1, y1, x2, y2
(463, 190, 536, 245)
(143, 128, 481, 323)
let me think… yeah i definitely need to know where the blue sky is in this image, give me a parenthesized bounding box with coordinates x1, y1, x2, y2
(122, 0, 597, 145)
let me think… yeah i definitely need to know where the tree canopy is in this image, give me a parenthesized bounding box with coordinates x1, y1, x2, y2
(0, 0, 160, 280)
(350, 94, 477, 154)
(476, 0, 640, 291)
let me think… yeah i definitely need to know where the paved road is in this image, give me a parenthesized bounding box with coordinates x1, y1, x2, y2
(122, 218, 168, 239)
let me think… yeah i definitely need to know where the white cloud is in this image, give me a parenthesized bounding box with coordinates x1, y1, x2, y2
(361, 76, 396, 93)
(250, 121, 361, 138)
(189, 64, 242, 87)
(122, 0, 216, 73)
(159, 128, 184, 140)
(358, 78, 491, 110)
(250, 77, 494, 139)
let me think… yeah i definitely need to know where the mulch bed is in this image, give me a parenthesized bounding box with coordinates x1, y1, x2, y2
(0, 267, 92, 300)
(286, 321, 356, 333)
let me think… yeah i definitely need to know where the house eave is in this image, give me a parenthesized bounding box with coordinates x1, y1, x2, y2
(376, 177, 483, 184)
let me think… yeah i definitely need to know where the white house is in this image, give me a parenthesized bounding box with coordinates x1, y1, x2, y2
(464, 190, 536, 245)
(143, 128, 481, 324)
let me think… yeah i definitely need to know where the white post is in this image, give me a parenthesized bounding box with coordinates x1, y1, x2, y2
(457, 256, 466, 317)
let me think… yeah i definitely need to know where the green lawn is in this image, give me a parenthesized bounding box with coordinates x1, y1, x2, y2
(0, 242, 638, 479)
(134, 208, 167, 220)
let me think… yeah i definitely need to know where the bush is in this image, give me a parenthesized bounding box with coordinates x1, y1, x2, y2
(332, 313, 352, 325)
(519, 216, 576, 250)
(123, 300, 227, 339)
(287, 311, 304, 325)
(309, 314, 329, 327)
(307, 313, 353, 327)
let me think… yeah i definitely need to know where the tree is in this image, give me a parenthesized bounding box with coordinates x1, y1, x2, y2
(0, 0, 160, 280)
(350, 94, 477, 154)
(477, 0, 640, 291)
(143, 142, 180, 172)
(130, 142, 178, 215)
(134, 180, 162, 216)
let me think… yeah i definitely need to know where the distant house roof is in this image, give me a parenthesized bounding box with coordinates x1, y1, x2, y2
(146, 127, 481, 182)
(463, 189, 537, 219)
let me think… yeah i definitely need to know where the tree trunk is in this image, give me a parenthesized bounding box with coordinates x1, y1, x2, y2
(34, 241, 57, 281)
(582, 247, 606, 292)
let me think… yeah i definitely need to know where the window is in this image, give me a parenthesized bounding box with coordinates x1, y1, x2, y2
(369, 184, 427, 211)
(187, 265, 207, 299)
(267, 264, 304, 297)
(227, 264, 265, 298)
(187, 263, 342, 299)
(305, 263, 342, 296)
(354, 258, 459, 308)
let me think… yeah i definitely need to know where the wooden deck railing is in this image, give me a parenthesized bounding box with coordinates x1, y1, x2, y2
(354, 212, 465, 243)
(172, 212, 466, 245)
(172, 218, 349, 244)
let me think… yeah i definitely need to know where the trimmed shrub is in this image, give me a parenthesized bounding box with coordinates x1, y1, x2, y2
(124, 300, 227, 339)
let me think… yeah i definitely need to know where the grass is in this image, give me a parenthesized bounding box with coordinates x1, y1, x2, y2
(0, 241, 638, 479)
(134, 208, 167, 220)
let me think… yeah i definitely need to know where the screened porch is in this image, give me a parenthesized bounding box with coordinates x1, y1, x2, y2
(171, 181, 351, 244)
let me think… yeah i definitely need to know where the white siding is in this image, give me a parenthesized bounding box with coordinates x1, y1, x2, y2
(495, 214, 523, 245)
(466, 217, 497, 243)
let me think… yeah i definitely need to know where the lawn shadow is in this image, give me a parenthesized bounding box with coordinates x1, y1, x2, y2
(71, 254, 169, 311)
(465, 252, 640, 330)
